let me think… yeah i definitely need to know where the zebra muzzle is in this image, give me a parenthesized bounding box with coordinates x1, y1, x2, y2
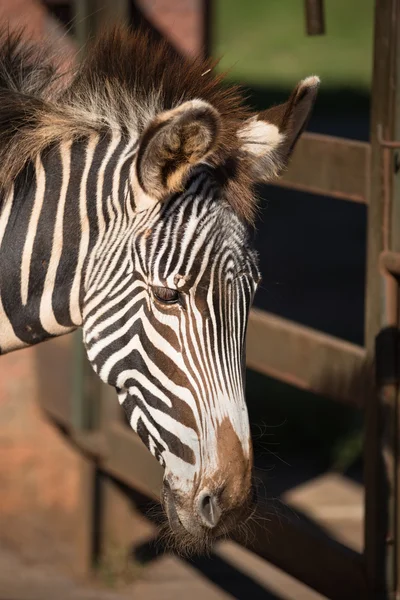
(162, 478, 224, 536)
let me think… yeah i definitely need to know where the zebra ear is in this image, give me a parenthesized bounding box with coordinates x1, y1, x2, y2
(238, 76, 320, 182)
(134, 100, 220, 208)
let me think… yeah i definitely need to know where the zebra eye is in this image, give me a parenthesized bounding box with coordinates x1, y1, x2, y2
(152, 286, 180, 304)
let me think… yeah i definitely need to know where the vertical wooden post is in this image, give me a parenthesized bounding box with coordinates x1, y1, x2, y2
(364, 1, 400, 597)
(97, 384, 134, 566)
(69, 0, 131, 575)
(73, 456, 97, 576)
(72, 0, 130, 51)
(304, 0, 325, 36)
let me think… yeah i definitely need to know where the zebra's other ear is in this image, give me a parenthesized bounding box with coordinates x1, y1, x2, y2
(134, 100, 220, 208)
(238, 76, 320, 182)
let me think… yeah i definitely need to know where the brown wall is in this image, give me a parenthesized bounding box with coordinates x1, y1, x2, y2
(136, 0, 206, 57)
(0, 337, 85, 571)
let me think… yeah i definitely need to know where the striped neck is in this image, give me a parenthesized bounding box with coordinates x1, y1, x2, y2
(0, 132, 136, 353)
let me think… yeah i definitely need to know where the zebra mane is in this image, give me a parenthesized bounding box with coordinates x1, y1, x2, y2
(0, 26, 257, 222)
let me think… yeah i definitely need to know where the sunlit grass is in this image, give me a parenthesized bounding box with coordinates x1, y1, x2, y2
(214, 0, 374, 90)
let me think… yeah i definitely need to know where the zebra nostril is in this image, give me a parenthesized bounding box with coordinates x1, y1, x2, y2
(197, 491, 221, 529)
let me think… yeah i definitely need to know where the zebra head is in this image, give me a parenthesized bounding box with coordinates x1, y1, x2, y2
(80, 60, 318, 551)
(0, 28, 319, 553)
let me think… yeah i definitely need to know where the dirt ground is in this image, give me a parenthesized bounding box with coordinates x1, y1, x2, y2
(0, 541, 326, 600)
(0, 471, 362, 600)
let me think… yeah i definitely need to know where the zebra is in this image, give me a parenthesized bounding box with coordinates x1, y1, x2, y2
(0, 27, 319, 552)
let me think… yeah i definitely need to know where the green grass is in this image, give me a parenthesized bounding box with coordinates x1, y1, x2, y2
(214, 0, 374, 90)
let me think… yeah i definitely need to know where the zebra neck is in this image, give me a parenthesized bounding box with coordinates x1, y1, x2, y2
(0, 142, 93, 353)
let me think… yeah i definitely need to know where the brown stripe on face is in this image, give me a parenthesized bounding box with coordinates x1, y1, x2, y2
(211, 416, 253, 511)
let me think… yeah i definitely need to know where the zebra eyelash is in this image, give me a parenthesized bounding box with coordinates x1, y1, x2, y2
(151, 285, 180, 305)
